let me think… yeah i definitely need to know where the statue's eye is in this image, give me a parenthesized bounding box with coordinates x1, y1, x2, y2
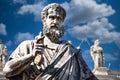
(49, 16, 55, 20)
(57, 17, 62, 21)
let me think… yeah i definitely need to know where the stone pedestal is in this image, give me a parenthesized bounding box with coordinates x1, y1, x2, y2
(96, 75, 120, 80)
(93, 67, 109, 75)
(93, 67, 120, 80)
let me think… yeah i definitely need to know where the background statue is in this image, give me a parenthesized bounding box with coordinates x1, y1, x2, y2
(90, 39, 104, 70)
(3, 3, 98, 80)
(0, 39, 7, 68)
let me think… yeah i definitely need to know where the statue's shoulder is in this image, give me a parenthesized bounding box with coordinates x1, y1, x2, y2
(9, 40, 35, 59)
(90, 45, 94, 49)
(60, 40, 78, 50)
(60, 40, 72, 46)
(21, 40, 35, 44)
(98, 46, 103, 51)
(19, 40, 35, 47)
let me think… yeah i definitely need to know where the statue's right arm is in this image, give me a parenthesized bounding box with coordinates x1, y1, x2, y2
(90, 46, 94, 54)
(3, 40, 35, 78)
(90, 46, 95, 60)
(3, 53, 34, 78)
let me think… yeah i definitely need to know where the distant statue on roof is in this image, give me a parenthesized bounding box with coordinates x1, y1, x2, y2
(90, 39, 104, 70)
(0, 39, 7, 68)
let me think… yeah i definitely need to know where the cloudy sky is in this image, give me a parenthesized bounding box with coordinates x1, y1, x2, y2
(0, 0, 120, 71)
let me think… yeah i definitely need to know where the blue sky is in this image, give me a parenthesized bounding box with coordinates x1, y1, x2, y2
(0, 0, 120, 71)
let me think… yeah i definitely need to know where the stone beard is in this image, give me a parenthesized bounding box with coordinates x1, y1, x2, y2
(44, 23, 64, 41)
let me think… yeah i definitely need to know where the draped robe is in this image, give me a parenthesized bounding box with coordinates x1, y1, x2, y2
(7, 40, 98, 80)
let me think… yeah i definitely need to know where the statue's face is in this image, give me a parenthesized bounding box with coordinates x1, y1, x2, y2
(95, 40, 100, 46)
(43, 8, 64, 41)
(45, 8, 63, 30)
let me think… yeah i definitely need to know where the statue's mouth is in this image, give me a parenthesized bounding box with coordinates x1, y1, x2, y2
(51, 26, 58, 30)
(50, 24, 59, 29)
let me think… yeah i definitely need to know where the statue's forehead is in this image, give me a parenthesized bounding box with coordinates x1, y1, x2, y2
(96, 40, 99, 42)
(95, 40, 100, 44)
(48, 8, 62, 16)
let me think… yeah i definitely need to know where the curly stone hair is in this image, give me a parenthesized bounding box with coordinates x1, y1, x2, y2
(41, 3, 66, 22)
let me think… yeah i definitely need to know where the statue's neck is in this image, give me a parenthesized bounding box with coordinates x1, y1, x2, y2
(94, 44, 99, 47)
(44, 36, 59, 49)
(44, 36, 59, 43)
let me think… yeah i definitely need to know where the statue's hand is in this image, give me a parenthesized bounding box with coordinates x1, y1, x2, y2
(33, 43, 44, 65)
(33, 32, 44, 56)
(32, 42, 44, 57)
(36, 32, 44, 44)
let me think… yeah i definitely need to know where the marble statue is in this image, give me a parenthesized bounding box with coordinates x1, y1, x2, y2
(0, 39, 7, 68)
(90, 39, 104, 70)
(3, 3, 98, 80)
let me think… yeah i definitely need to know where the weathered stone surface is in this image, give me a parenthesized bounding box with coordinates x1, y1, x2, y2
(0, 39, 8, 69)
(93, 67, 120, 80)
(90, 39, 104, 70)
(96, 75, 120, 80)
(0, 72, 8, 80)
(3, 3, 98, 80)
(93, 67, 109, 75)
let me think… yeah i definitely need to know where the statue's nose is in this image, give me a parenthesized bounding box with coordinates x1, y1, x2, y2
(53, 19, 57, 23)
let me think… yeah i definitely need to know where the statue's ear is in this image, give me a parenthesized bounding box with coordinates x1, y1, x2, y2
(41, 16, 45, 23)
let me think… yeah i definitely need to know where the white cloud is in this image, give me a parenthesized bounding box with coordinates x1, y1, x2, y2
(105, 53, 117, 61)
(0, 23, 7, 35)
(82, 50, 92, 61)
(16, 0, 120, 47)
(82, 49, 94, 69)
(17, 0, 115, 24)
(13, 0, 26, 4)
(62, 0, 115, 26)
(15, 32, 34, 44)
(64, 0, 120, 48)
(6, 40, 12, 47)
(68, 18, 120, 44)
(18, 2, 45, 21)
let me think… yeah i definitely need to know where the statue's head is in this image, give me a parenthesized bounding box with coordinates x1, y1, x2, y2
(94, 39, 100, 46)
(41, 3, 66, 23)
(41, 3, 66, 42)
